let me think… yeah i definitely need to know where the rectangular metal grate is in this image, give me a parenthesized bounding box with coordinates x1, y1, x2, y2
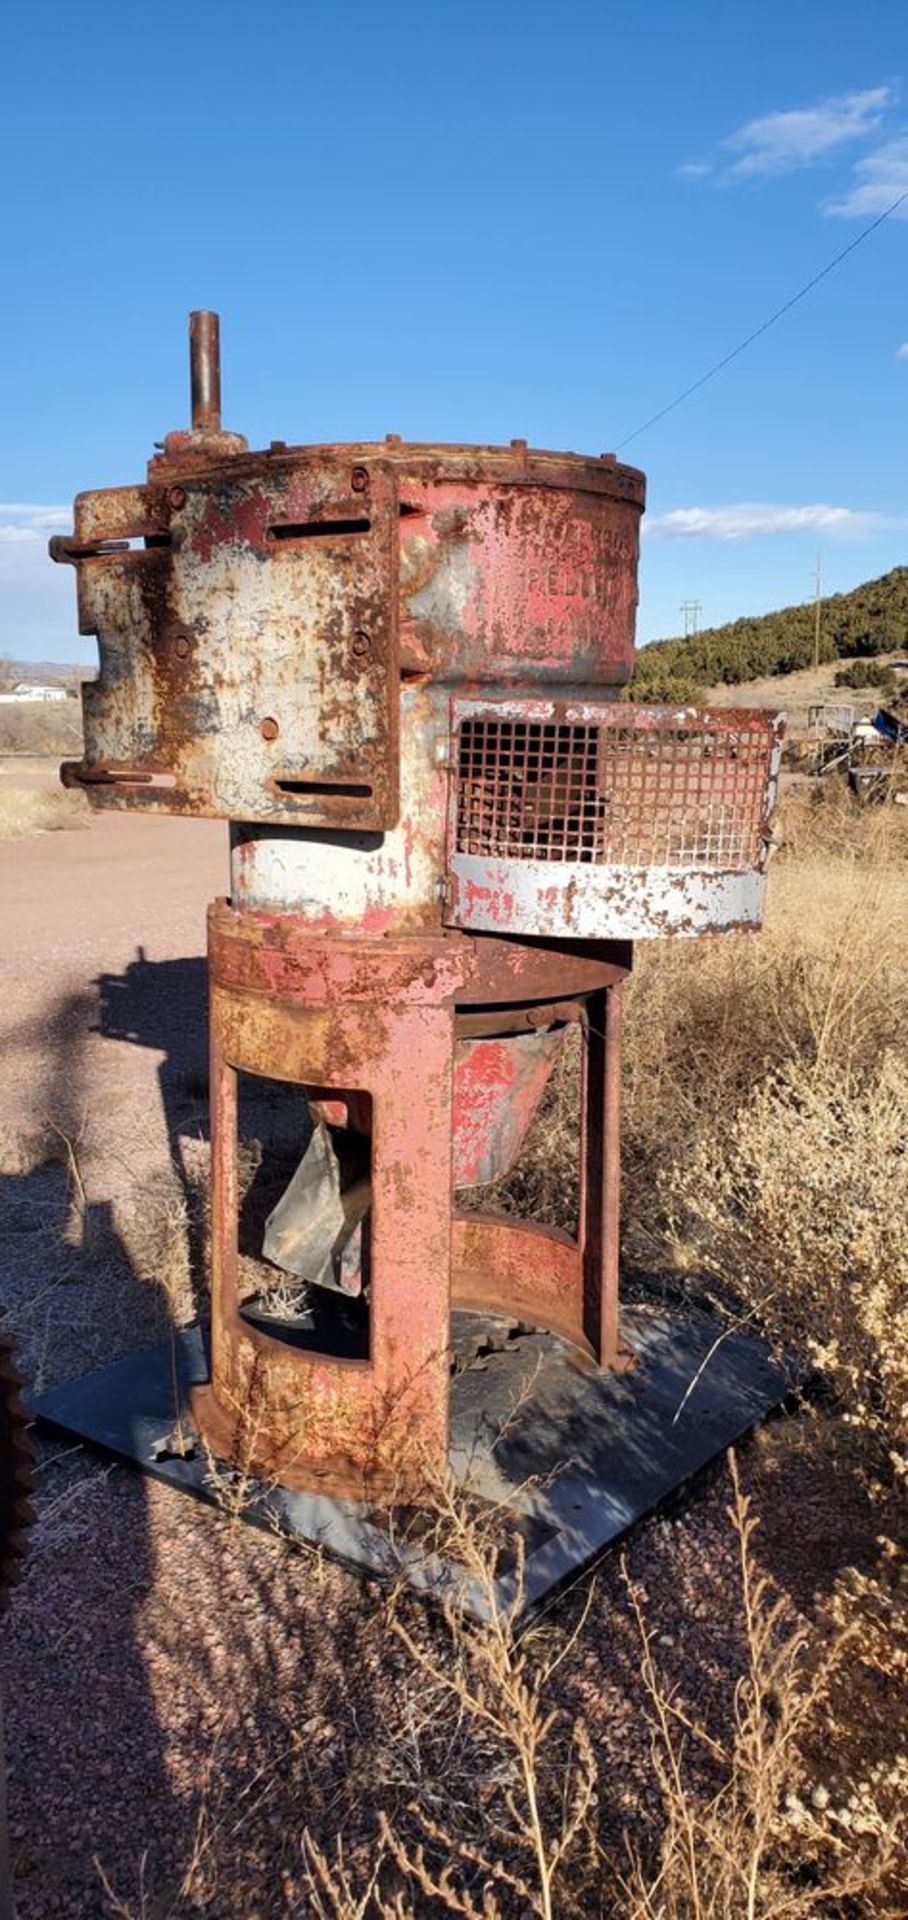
(454, 712, 773, 870)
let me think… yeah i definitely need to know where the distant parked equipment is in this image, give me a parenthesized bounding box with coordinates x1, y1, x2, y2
(807, 700, 908, 798)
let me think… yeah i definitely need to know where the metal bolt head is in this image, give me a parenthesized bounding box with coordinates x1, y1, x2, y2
(350, 467, 369, 493)
(168, 485, 187, 510)
(260, 717, 280, 741)
(173, 631, 192, 660)
(351, 632, 371, 660)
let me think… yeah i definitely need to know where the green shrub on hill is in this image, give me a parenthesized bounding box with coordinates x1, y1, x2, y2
(835, 661, 898, 694)
(633, 565, 908, 697)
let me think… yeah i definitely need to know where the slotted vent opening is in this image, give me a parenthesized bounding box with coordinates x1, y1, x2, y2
(455, 715, 770, 869)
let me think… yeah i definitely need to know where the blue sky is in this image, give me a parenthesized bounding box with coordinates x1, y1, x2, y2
(2, 0, 906, 661)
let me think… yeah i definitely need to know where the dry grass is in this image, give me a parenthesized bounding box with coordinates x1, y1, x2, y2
(292, 1458, 906, 1919)
(16, 771, 907, 1917)
(0, 702, 83, 755)
(492, 782, 908, 1277)
(614, 1458, 907, 1919)
(615, 785, 908, 1478)
(703, 651, 907, 720)
(0, 779, 89, 838)
(622, 785, 908, 1258)
(664, 1054, 908, 1474)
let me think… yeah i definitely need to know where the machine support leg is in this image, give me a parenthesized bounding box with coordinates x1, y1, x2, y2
(582, 982, 624, 1368)
(601, 981, 623, 1367)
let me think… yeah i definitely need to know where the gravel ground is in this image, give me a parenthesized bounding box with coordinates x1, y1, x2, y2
(0, 796, 899, 1917)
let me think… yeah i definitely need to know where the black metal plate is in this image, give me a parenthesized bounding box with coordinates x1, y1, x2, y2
(30, 1307, 786, 1623)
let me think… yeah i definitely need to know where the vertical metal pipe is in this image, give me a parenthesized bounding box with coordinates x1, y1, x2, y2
(580, 989, 604, 1359)
(600, 980, 624, 1368)
(189, 310, 221, 432)
(581, 983, 624, 1369)
(207, 1031, 236, 1384)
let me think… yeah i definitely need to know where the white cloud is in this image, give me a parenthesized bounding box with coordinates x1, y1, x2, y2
(0, 503, 80, 659)
(896, 342, 908, 360)
(723, 86, 894, 180)
(678, 87, 898, 191)
(825, 133, 908, 215)
(0, 503, 70, 541)
(645, 502, 902, 542)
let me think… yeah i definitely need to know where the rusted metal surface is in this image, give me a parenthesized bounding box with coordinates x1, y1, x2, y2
(198, 911, 630, 1492)
(190, 310, 222, 432)
(208, 897, 629, 1007)
(580, 983, 629, 1370)
(229, 680, 450, 927)
(446, 699, 785, 939)
(198, 941, 459, 1497)
(54, 444, 644, 825)
(52, 318, 646, 830)
(55, 458, 402, 831)
(396, 455, 643, 686)
(451, 1215, 591, 1359)
(52, 312, 785, 1509)
(452, 1028, 567, 1188)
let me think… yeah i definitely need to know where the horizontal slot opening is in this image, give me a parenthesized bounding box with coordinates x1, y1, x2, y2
(274, 778, 373, 799)
(267, 517, 371, 542)
(76, 768, 177, 789)
(54, 533, 172, 560)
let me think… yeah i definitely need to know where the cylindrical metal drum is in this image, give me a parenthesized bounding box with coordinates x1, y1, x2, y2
(51, 313, 781, 1502)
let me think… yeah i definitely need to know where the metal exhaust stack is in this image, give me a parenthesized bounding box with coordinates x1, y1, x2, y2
(40, 316, 785, 1608)
(189, 310, 221, 433)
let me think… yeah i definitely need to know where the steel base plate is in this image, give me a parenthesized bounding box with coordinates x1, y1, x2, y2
(30, 1308, 786, 1622)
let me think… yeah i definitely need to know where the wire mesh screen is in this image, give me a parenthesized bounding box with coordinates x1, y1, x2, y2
(454, 712, 773, 869)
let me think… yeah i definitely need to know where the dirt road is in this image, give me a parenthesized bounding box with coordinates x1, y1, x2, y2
(1, 804, 225, 1144)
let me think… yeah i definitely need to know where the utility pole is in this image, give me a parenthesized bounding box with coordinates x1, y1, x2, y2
(811, 553, 822, 671)
(680, 599, 702, 638)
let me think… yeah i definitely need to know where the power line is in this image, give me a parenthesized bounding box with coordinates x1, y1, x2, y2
(615, 189, 908, 452)
(680, 598, 702, 636)
(811, 552, 822, 672)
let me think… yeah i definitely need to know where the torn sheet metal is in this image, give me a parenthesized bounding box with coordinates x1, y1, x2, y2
(453, 1028, 567, 1187)
(263, 1122, 370, 1296)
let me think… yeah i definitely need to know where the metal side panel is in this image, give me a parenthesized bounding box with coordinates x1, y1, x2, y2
(447, 852, 768, 939)
(56, 458, 400, 830)
(444, 697, 783, 940)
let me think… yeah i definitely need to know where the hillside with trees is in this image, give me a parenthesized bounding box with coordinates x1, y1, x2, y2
(631, 564, 908, 701)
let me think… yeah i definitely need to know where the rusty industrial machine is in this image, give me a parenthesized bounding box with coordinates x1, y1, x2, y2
(44, 314, 783, 1592)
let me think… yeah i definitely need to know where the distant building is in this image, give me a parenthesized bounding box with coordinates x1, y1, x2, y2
(0, 682, 68, 704)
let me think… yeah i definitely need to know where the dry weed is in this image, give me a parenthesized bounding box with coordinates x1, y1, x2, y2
(614, 1456, 907, 1919)
(200, 1357, 283, 1528)
(664, 1055, 908, 1473)
(0, 780, 88, 838)
(622, 827, 908, 1266)
(296, 1459, 906, 1920)
(299, 1473, 599, 1919)
(784, 1541, 908, 1911)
